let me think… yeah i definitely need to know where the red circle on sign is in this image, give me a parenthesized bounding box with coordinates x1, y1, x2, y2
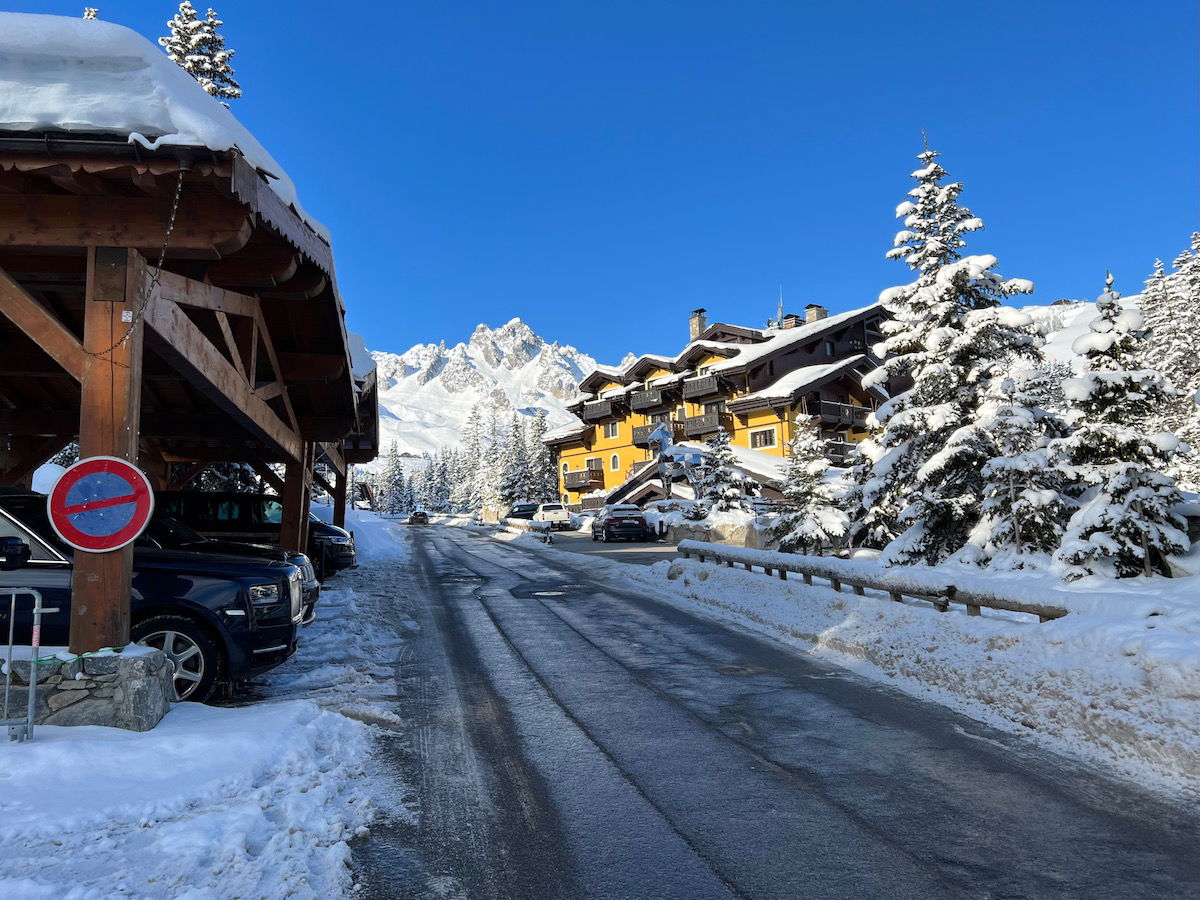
(47, 456, 155, 553)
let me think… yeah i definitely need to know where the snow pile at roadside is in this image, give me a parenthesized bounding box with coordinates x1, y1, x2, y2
(629, 554, 1200, 798)
(0, 702, 373, 898)
(309, 503, 409, 563)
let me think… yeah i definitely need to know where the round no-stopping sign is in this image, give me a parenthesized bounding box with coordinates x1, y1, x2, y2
(47, 456, 155, 553)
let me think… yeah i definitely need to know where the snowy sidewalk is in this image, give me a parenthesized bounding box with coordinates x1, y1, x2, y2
(0, 510, 414, 899)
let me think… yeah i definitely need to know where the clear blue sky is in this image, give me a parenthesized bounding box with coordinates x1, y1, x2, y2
(13, 2, 1199, 363)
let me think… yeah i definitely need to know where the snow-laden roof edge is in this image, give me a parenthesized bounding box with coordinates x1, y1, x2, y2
(731, 355, 869, 407)
(0, 12, 327, 240)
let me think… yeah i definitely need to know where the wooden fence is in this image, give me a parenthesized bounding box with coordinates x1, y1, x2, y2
(676, 540, 1068, 623)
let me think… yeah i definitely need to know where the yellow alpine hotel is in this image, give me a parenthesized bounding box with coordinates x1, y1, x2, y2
(545, 304, 889, 508)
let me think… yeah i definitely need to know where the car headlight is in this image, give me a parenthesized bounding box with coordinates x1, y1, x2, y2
(326, 535, 352, 545)
(248, 582, 281, 605)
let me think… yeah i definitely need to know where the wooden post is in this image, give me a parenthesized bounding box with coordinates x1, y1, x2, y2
(280, 441, 314, 553)
(332, 469, 348, 529)
(69, 248, 144, 654)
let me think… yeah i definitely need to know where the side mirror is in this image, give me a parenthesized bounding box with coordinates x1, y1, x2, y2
(0, 536, 31, 571)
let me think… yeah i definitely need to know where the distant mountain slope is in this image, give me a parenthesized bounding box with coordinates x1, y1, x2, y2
(368, 318, 600, 457)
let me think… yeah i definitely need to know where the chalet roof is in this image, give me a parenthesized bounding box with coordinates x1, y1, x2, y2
(0, 13, 324, 239)
(727, 355, 877, 412)
(543, 417, 590, 444)
(709, 304, 879, 375)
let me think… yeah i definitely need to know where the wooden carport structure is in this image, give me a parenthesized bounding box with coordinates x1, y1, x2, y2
(0, 133, 378, 652)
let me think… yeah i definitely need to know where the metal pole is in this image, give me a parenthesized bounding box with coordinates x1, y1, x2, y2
(24, 590, 47, 743)
(3, 591, 14, 732)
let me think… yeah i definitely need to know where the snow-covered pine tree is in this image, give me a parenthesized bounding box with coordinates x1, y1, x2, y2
(695, 427, 751, 513)
(479, 408, 504, 513)
(965, 371, 1073, 563)
(159, 3, 241, 105)
(379, 441, 405, 515)
(1140, 237, 1200, 490)
(1051, 277, 1189, 579)
(497, 413, 531, 507)
(525, 409, 557, 502)
(852, 148, 1037, 565)
(83, 8, 98, 19)
(773, 423, 847, 554)
(451, 405, 485, 512)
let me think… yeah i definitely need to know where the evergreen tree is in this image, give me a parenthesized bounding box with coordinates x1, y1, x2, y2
(695, 427, 751, 514)
(479, 407, 504, 511)
(159, 3, 242, 105)
(1051, 278, 1189, 579)
(50, 442, 80, 468)
(497, 413, 531, 506)
(851, 148, 1036, 564)
(451, 405, 486, 512)
(773, 424, 847, 554)
(83, 8, 99, 19)
(965, 372, 1073, 563)
(379, 442, 405, 515)
(526, 409, 558, 502)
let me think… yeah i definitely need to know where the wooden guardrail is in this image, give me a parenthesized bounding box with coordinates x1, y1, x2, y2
(497, 517, 554, 542)
(676, 540, 1068, 622)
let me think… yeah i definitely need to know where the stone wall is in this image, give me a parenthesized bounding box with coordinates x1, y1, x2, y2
(4, 649, 174, 732)
(664, 521, 779, 550)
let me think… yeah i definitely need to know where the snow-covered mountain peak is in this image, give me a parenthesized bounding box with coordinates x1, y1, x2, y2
(368, 320, 600, 459)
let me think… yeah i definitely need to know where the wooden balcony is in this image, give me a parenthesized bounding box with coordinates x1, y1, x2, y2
(682, 374, 722, 400)
(581, 400, 615, 422)
(630, 388, 668, 411)
(632, 421, 685, 446)
(824, 439, 856, 465)
(683, 412, 732, 439)
(816, 401, 871, 427)
(565, 468, 605, 490)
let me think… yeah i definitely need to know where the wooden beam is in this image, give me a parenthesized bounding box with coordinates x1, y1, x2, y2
(70, 248, 145, 655)
(215, 312, 244, 378)
(251, 307, 298, 431)
(49, 169, 107, 196)
(279, 442, 313, 554)
(276, 352, 346, 383)
(0, 170, 33, 194)
(151, 266, 258, 318)
(142, 275, 302, 462)
(206, 245, 299, 289)
(318, 440, 346, 478)
(171, 460, 208, 489)
(332, 469, 347, 529)
(0, 264, 86, 381)
(249, 460, 285, 493)
(313, 469, 335, 496)
(0, 196, 254, 256)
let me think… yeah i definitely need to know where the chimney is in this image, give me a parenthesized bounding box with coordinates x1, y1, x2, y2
(805, 303, 828, 323)
(689, 308, 708, 341)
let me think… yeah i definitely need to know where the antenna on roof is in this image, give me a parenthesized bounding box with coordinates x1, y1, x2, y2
(777, 284, 784, 325)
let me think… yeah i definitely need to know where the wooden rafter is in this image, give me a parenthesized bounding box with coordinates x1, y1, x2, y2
(0, 263, 86, 382)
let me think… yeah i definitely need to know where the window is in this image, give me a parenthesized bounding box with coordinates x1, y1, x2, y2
(649, 412, 671, 424)
(750, 428, 776, 449)
(697, 365, 710, 375)
(562, 494, 570, 503)
(586, 458, 603, 471)
(603, 421, 619, 439)
(610, 454, 620, 471)
(823, 340, 836, 357)
(704, 401, 726, 415)
(561, 462, 568, 474)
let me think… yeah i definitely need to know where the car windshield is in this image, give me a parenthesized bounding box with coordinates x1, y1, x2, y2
(540, 505, 563, 511)
(148, 517, 207, 547)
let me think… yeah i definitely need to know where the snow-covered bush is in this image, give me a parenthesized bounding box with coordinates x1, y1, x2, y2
(694, 427, 752, 515)
(773, 424, 847, 554)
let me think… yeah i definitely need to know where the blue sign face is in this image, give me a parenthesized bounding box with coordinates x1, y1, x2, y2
(64, 471, 141, 537)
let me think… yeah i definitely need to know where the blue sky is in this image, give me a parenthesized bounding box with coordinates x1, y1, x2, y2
(13, 2, 1199, 364)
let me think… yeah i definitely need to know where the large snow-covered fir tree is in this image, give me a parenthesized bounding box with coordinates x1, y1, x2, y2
(1052, 277, 1189, 579)
(450, 405, 485, 512)
(1140, 237, 1200, 490)
(964, 371, 1073, 564)
(525, 410, 558, 503)
(773, 424, 847, 554)
(695, 427, 751, 514)
(497, 413, 532, 507)
(379, 442, 406, 516)
(159, 3, 242, 105)
(849, 148, 1037, 565)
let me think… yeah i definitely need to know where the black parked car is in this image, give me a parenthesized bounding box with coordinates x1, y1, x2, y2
(141, 516, 320, 625)
(591, 504, 652, 542)
(153, 492, 356, 579)
(506, 502, 539, 520)
(407, 510, 429, 525)
(0, 492, 303, 703)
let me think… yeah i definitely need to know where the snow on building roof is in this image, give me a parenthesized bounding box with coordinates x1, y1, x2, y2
(708, 304, 878, 374)
(677, 441, 787, 483)
(599, 382, 642, 399)
(731, 356, 869, 408)
(543, 416, 589, 441)
(0, 12, 325, 238)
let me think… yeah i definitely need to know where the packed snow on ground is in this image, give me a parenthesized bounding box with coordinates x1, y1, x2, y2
(0, 13, 324, 237)
(0, 508, 417, 898)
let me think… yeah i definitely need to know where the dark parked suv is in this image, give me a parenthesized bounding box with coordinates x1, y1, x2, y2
(0, 491, 302, 703)
(591, 504, 653, 542)
(154, 492, 356, 579)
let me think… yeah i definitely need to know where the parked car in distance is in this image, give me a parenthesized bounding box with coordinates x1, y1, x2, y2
(0, 491, 303, 703)
(591, 504, 652, 542)
(140, 516, 320, 626)
(408, 510, 430, 525)
(506, 503, 539, 520)
(534, 503, 571, 530)
(153, 492, 356, 580)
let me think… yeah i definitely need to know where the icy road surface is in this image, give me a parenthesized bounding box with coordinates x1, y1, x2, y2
(354, 525, 1200, 899)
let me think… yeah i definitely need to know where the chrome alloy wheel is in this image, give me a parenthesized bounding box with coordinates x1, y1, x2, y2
(137, 630, 205, 701)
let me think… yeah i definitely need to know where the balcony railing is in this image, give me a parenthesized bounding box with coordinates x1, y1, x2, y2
(565, 469, 605, 490)
(631, 388, 668, 411)
(632, 421, 686, 446)
(824, 440, 856, 465)
(682, 375, 722, 400)
(581, 400, 615, 422)
(580, 495, 608, 511)
(683, 412, 732, 439)
(816, 401, 871, 427)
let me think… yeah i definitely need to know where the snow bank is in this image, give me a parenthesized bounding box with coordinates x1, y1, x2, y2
(633, 555, 1200, 799)
(308, 504, 410, 563)
(0, 12, 324, 237)
(0, 701, 373, 898)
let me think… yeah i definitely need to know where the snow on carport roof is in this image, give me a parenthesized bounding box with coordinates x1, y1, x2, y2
(0, 12, 326, 239)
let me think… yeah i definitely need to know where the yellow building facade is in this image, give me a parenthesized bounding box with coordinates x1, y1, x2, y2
(546, 305, 887, 507)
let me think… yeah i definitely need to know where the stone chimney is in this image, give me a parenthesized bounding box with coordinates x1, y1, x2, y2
(805, 304, 828, 324)
(689, 308, 708, 341)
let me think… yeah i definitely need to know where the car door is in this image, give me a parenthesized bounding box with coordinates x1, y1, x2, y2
(0, 509, 73, 646)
